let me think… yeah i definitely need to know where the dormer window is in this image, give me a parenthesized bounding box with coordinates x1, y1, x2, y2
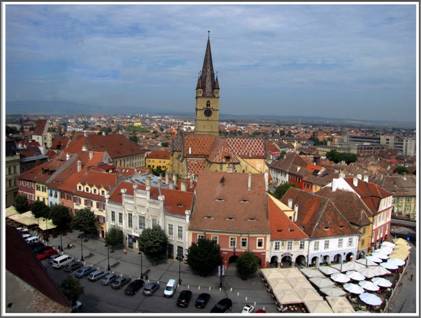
(101, 190, 105, 195)
(93, 189, 97, 194)
(240, 199, 249, 204)
(177, 203, 183, 208)
(225, 217, 234, 221)
(324, 225, 329, 230)
(85, 186, 90, 193)
(248, 217, 256, 221)
(203, 216, 214, 220)
(77, 185, 83, 191)
(216, 198, 224, 202)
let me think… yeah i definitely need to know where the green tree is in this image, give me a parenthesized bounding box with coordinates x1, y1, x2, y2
(151, 166, 164, 177)
(14, 195, 29, 213)
(161, 142, 169, 147)
(138, 225, 168, 263)
(187, 238, 222, 276)
(50, 205, 72, 232)
(395, 165, 409, 175)
(326, 150, 357, 164)
(236, 252, 260, 280)
(129, 135, 139, 143)
(60, 276, 84, 304)
(273, 183, 294, 199)
(31, 200, 50, 219)
(105, 227, 124, 249)
(72, 208, 98, 236)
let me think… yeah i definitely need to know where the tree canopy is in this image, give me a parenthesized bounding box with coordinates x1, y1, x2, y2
(14, 195, 29, 213)
(273, 183, 294, 199)
(326, 150, 357, 164)
(105, 227, 124, 249)
(138, 225, 168, 263)
(187, 238, 222, 276)
(71, 208, 98, 235)
(236, 252, 260, 280)
(50, 205, 72, 233)
(395, 165, 409, 175)
(31, 200, 50, 219)
(60, 276, 84, 304)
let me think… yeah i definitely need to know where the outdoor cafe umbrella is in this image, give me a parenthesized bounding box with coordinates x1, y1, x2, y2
(355, 258, 377, 267)
(372, 252, 389, 260)
(319, 266, 339, 276)
(382, 241, 395, 248)
(343, 283, 364, 295)
(359, 281, 380, 292)
(380, 261, 398, 271)
(331, 273, 350, 284)
(371, 277, 392, 288)
(346, 271, 365, 282)
(366, 255, 383, 264)
(359, 292, 383, 306)
(388, 258, 405, 267)
(377, 247, 393, 255)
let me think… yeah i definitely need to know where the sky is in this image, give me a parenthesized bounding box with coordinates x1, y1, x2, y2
(5, 4, 417, 122)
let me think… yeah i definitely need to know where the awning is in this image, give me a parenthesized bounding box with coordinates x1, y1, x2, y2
(304, 300, 333, 313)
(38, 217, 57, 231)
(320, 287, 347, 297)
(359, 292, 382, 306)
(8, 211, 38, 226)
(6, 206, 19, 218)
(319, 266, 339, 276)
(381, 241, 396, 248)
(309, 277, 335, 289)
(380, 261, 398, 270)
(365, 256, 383, 264)
(331, 273, 350, 284)
(346, 271, 365, 281)
(359, 280, 380, 292)
(371, 277, 392, 288)
(274, 289, 302, 305)
(326, 296, 355, 313)
(331, 261, 366, 273)
(300, 268, 325, 278)
(388, 258, 405, 267)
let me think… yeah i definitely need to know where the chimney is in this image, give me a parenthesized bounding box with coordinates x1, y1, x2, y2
(288, 198, 293, 209)
(189, 174, 194, 188)
(332, 179, 337, 192)
(89, 151, 93, 160)
(82, 144, 87, 152)
(105, 193, 110, 204)
(169, 182, 175, 190)
(83, 131, 87, 137)
(173, 174, 178, 186)
(264, 172, 269, 192)
(363, 175, 369, 182)
(247, 174, 252, 191)
(102, 131, 106, 136)
(188, 147, 192, 155)
(77, 160, 82, 172)
(180, 181, 187, 192)
(353, 177, 358, 187)
(185, 210, 191, 224)
(357, 174, 362, 180)
(66, 153, 70, 161)
(293, 204, 299, 222)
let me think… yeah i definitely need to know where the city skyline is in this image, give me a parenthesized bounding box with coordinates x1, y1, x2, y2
(6, 4, 417, 122)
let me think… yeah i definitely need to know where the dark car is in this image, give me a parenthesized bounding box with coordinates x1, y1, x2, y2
(177, 290, 193, 308)
(64, 260, 83, 273)
(195, 293, 211, 309)
(101, 273, 117, 286)
(124, 279, 145, 296)
(210, 298, 232, 313)
(111, 276, 131, 289)
(143, 281, 160, 296)
(31, 242, 46, 254)
(74, 266, 96, 279)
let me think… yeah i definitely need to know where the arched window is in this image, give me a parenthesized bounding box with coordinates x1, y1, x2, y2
(206, 100, 211, 108)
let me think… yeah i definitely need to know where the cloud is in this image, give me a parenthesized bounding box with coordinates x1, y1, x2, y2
(5, 4, 416, 121)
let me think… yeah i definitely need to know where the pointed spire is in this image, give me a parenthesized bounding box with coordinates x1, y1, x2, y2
(197, 33, 217, 97)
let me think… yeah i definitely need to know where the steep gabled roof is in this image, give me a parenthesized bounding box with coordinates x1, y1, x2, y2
(32, 120, 47, 136)
(196, 36, 218, 97)
(281, 188, 358, 238)
(269, 152, 308, 173)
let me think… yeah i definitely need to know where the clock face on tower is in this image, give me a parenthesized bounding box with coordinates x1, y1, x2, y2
(204, 108, 213, 117)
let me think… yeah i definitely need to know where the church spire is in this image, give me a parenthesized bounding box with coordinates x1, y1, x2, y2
(197, 32, 217, 97)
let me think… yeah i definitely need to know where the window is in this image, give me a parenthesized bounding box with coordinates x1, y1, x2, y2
(338, 238, 343, 248)
(274, 241, 280, 250)
(324, 240, 329, 250)
(73, 196, 81, 204)
(85, 199, 92, 208)
(77, 185, 82, 191)
(128, 213, 133, 228)
(299, 241, 305, 249)
(152, 218, 158, 227)
(314, 241, 319, 251)
(229, 237, 236, 248)
(85, 186, 90, 193)
(93, 188, 97, 194)
(168, 224, 173, 237)
(118, 213, 123, 224)
(256, 238, 264, 249)
(348, 237, 353, 247)
(177, 226, 183, 240)
(139, 216, 145, 229)
(97, 201, 105, 210)
(111, 211, 115, 223)
(287, 241, 292, 250)
(241, 238, 248, 248)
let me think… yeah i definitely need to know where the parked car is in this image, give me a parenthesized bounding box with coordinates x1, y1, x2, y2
(47, 252, 62, 264)
(111, 276, 131, 289)
(255, 308, 266, 313)
(88, 270, 107, 282)
(101, 273, 117, 286)
(241, 304, 255, 313)
(177, 290, 193, 308)
(52, 254, 73, 269)
(143, 281, 160, 296)
(195, 293, 211, 309)
(36, 247, 58, 261)
(163, 279, 177, 297)
(74, 266, 96, 279)
(25, 236, 40, 245)
(21, 233, 31, 240)
(64, 261, 83, 273)
(124, 279, 145, 296)
(210, 298, 233, 313)
(31, 242, 46, 254)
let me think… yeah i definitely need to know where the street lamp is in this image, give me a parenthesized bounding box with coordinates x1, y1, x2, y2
(107, 245, 111, 271)
(80, 237, 84, 261)
(139, 250, 143, 279)
(178, 256, 182, 285)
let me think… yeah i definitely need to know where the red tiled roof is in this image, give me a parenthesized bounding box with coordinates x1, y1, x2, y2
(269, 152, 308, 172)
(266, 141, 281, 155)
(33, 119, 47, 136)
(51, 136, 69, 150)
(189, 171, 270, 234)
(183, 134, 217, 157)
(6, 225, 70, 308)
(187, 159, 207, 176)
(281, 187, 358, 238)
(146, 150, 170, 160)
(268, 195, 308, 240)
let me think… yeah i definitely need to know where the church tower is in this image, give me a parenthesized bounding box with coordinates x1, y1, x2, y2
(195, 33, 220, 136)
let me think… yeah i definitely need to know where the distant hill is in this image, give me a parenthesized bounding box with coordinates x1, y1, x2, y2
(6, 100, 415, 129)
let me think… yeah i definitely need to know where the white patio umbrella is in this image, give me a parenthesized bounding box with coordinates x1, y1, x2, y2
(359, 280, 380, 292)
(372, 252, 389, 260)
(366, 255, 383, 263)
(355, 258, 377, 267)
(319, 266, 339, 276)
(380, 262, 398, 271)
(343, 283, 365, 295)
(388, 258, 405, 267)
(371, 277, 392, 288)
(382, 241, 395, 248)
(359, 292, 383, 306)
(377, 247, 393, 255)
(331, 273, 351, 284)
(346, 271, 365, 281)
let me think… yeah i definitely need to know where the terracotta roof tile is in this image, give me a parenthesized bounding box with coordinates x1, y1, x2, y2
(187, 159, 207, 176)
(269, 152, 308, 172)
(146, 150, 171, 160)
(32, 120, 47, 136)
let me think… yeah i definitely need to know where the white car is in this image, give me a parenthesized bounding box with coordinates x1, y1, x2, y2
(241, 304, 255, 313)
(163, 279, 177, 297)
